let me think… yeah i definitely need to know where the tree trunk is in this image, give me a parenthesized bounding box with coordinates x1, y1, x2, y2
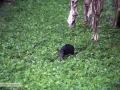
(67, 0, 78, 28)
(113, 0, 120, 27)
(83, 0, 103, 41)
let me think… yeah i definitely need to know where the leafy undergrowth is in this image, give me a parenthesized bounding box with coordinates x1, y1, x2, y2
(0, 0, 120, 90)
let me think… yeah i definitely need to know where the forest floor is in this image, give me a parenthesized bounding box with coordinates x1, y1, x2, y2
(0, 0, 120, 90)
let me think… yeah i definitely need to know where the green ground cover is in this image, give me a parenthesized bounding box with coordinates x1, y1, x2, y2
(0, 0, 120, 90)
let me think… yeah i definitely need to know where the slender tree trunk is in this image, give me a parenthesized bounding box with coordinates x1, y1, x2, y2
(67, 0, 78, 28)
(83, 0, 103, 41)
(113, 0, 120, 27)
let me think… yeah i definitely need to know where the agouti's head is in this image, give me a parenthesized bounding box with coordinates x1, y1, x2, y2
(58, 50, 64, 60)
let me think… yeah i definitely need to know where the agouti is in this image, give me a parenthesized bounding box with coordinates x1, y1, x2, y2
(58, 44, 74, 60)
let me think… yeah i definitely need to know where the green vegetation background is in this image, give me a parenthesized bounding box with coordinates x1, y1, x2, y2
(0, 0, 120, 90)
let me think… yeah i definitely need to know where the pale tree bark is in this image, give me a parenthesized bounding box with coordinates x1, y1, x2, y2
(83, 0, 103, 41)
(67, 0, 78, 28)
(83, 0, 92, 24)
(67, 0, 103, 41)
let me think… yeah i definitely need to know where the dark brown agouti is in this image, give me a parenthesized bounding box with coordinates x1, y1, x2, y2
(58, 44, 74, 60)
